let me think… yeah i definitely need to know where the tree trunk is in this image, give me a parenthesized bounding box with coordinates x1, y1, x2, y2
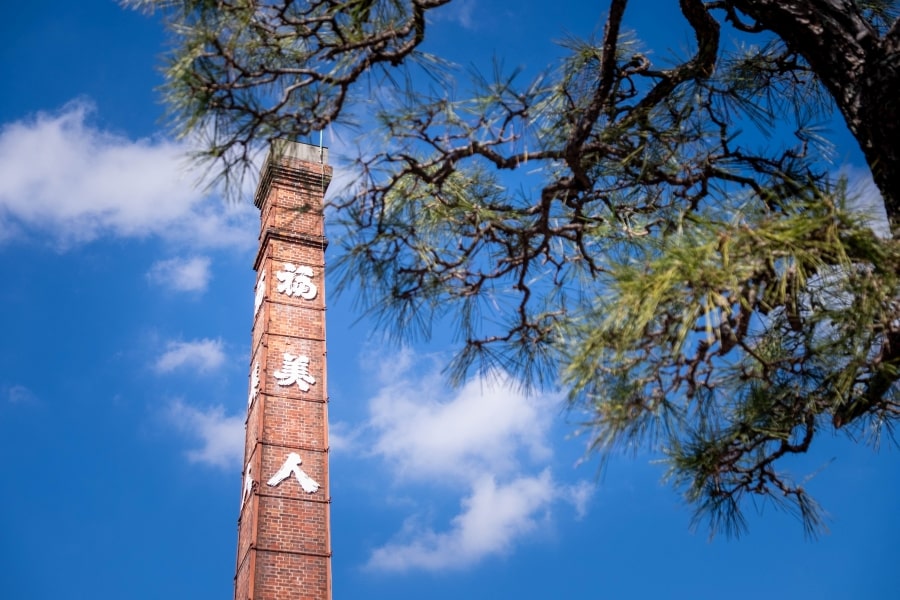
(729, 0, 900, 231)
(857, 23, 900, 232)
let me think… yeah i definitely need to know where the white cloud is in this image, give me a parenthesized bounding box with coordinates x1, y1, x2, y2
(327, 420, 358, 454)
(5, 384, 37, 404)
(840, 165, 891, 238)
(0, 100, 256, 249)
(154, 338, 226, 374)
(147, 256, 212, 292)
(568, 480, 594, 520)
(429, 0, 477, 30)
(367, 369, 556, 482)
(368, 471, 556, 571)
(347, 350, 592, 572)
(167, 399, 244, 469)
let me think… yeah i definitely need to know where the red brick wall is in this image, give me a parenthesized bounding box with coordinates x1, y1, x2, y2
(235, 143, 333, 600)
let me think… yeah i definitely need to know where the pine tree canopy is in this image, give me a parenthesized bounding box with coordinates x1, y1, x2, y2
(127, 0, 900, 536)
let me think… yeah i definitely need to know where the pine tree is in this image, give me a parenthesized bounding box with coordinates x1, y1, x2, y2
(127, 0, 900, 535)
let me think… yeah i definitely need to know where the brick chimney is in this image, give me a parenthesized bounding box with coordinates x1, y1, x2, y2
(235, 140, 333, 600)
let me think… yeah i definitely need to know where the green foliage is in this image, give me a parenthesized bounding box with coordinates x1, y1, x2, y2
(565, 192, 900, 535)
(124, 0, 451, 194)
(135, 0, 900, 536)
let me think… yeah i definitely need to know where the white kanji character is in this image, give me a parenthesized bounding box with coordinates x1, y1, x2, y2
(275, 263, 317, 300)
(267, 452, 319, 494)
(248, 361, 260, 407)
(273, 352, 316, 392)
(242, 462, 254, 506)
(254, 269, 266, 316)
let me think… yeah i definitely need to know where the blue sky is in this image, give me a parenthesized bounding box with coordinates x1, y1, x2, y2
(1, 2, 899, 599)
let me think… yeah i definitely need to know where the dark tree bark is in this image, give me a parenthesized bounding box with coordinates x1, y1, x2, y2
(729, 0, 900, 231)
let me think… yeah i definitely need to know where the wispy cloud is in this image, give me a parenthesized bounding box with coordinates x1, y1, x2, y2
(343, 350, 592, 572)
(154, 338, 226, 374)
(367, 370, 555, 482)
(840, 165, 890, 238)
(328, 420, 358, 454)
(147, 256, 212, 293)
(429, 0, 477, 30)
(369, 470, 559, 571)
(5, 384, 37, 405)
(167, 399, 244, 469)
(0, 100, 256, 249)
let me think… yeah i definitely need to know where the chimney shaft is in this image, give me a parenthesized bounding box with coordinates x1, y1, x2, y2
(235, 140, 333, 600)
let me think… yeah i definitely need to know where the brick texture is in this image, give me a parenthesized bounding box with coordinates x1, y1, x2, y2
(235, 142, 333, 600)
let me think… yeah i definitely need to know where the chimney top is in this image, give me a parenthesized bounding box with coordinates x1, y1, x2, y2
(269, 139, 328, 166)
